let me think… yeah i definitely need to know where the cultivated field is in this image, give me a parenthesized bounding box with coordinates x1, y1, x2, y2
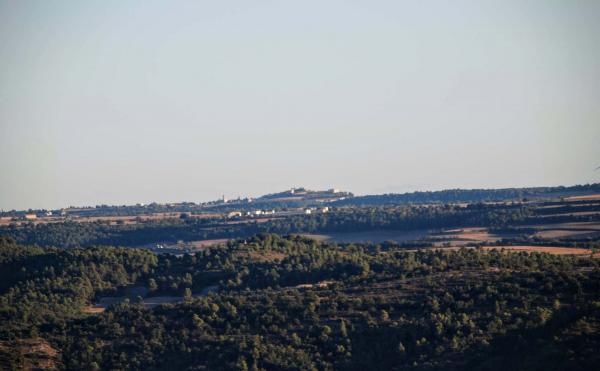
(480, 245, 597, 256)
(303, 228, 513, 246)
(565, 194, 600, 201)
(0, 212, 222, 226)
(303, 229, 431, 244)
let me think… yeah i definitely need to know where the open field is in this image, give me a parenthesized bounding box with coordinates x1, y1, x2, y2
(188, 239, 230, 249)
(303, 229, 431, 244)
(0, 212, 223, 226)
(84, 285, 219, 313)
(303, 228, 512, 246)
(84, 296, 185, 313)
(534, 229, 600, 239)
(430, 245, 598, 256)
(523, 222, 600, 240)
(428, 227, 517, 246)
(565, 194, 600, 201)
(139, 238, 229, 254)
(302, 220, 600, 249)
(481, 245, 597, 256)
(0, 216, 67, 226)
(447, 223, 600, 242)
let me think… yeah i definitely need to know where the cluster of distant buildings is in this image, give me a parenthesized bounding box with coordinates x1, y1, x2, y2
(227, 209, 275, 218)
(5, 209, 66, 222)
(226, 206, 329, 219)
(1, 187, 348, 224)
(289, 187, 341, 195)
(304, 206, 329, 214)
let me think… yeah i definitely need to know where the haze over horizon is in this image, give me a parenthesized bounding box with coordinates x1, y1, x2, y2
(3, 182, 600, 212)
(1, 1, 600, 210)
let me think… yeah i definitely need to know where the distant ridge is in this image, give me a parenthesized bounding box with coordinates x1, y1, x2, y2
(331, 183, 600, 206)
(2, 184, 599, 216)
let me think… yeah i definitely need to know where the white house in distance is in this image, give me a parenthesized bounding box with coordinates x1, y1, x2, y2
(305, 207, 328, 215)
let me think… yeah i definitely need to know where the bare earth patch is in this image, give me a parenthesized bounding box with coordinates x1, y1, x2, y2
(530, 222, 600, 231)
(0, 338, 59, 370)
(295, 280, 333, 289)
(189, 239, 229, 249)
(431, 228, 508, 246)
(303, 230, 431, 244)
(244, 250, 287, 262)
(534, 229, 600, 239)
(83, 305, 105, 314)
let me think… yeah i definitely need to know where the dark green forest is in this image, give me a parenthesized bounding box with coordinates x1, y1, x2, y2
(1, 235, 599, 370)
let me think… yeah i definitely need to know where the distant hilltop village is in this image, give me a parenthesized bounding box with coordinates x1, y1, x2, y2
(216, 187, 351, 206)
(213, 188, 350, 220)
(0, 187, 353, 224)
(4, 183, 599, 225)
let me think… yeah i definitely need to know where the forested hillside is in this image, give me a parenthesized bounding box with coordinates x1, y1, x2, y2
(1, 235, 599, 370)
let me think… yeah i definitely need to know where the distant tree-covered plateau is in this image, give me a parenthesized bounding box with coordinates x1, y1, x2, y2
(333, 183, 600, 206)
(2, 200, 599, 248)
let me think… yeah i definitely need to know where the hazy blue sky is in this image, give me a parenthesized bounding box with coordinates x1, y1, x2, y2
(1, 1, 599, 210)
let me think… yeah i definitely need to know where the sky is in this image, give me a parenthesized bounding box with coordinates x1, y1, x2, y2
(1, 0, 599, 210)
